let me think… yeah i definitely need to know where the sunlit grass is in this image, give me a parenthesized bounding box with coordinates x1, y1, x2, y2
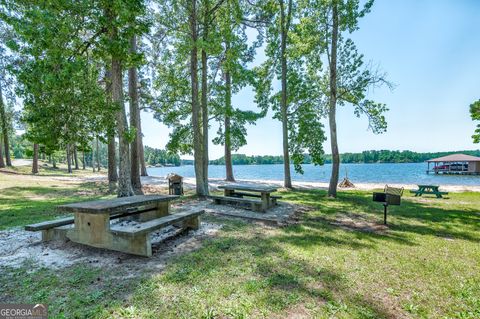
(0, 172, 479, 318)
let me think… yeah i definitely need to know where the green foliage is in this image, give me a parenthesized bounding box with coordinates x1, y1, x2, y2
(144, 145, 181, 166)
(2, 0, 149, 167)
(301, 0, 390, 134)
(253, 0, 326, 173)
(210, 153, 285, 165)
(210, 0, 265, 152)
(470, 100, 480, 143)
(210, 149, 480, 165)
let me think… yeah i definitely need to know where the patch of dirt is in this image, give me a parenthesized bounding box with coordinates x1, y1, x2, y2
(328, 212, 388, 233)
(175, 199, 306, 226)
(0, 198, 304, 276)
(0, 222, 222, 273)
(279, 304, 312, 319)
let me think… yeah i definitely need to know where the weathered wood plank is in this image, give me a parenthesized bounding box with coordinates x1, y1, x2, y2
(25, 216, 75, 231)
(110, 209, 205, 237)
(25, 203, 159, 231)
(231, 191, 282, 199)
(218, 184, 277, 193)
(57, 195, 178, 214)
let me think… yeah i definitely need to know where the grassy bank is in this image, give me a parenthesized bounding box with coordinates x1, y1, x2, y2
(0, 170, 479, 318)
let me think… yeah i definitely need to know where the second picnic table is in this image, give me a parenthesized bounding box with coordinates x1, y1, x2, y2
(212, 184, 280, 212)
(410, 185, 448, 198)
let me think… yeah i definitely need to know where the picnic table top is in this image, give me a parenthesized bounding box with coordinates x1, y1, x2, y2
(57, 194, 179, 214)
(218, 184, 278, 193)
(417, 184, 439, 188)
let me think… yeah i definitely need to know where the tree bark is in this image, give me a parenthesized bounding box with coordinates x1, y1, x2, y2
(128, 35, 143, 194)
(92, 140, 96, 172)
(112, 61, 133, 196)
(328, 1, 340, 198)
(279, 0, 293, 189)
(0, 139, 4, 168)
(32, 143, 39, 174)
(52, 156, 57, 169)
(201, 0, 210, 194)
(0, 85, 11, 166)
(224, 69, 235, 181)
(66, 144, 72, 173)
(73, 145, 79, 170)
(138, 120, 148, 176)
(190, 0, 207, 197)
(96, 137, 101, 172)
(107, 135, 117, 179)
(105, 66, 118, 185)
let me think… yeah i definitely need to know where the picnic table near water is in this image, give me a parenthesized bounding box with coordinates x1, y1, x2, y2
(25, 195, 204, 257)
(209, 184, 281, 212)
(410, 185, 448, 198)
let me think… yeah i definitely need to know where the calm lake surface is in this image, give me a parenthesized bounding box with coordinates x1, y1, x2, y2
(147, 163, 480, 186)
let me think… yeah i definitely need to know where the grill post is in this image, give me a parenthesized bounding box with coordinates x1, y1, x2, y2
(383, 204, 387, 225)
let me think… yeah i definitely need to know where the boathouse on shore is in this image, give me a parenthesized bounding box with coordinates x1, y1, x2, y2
(426, 154, 480, 175)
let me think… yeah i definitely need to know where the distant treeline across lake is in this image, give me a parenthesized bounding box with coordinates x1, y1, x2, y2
(208, 150, 480, 165)
(147, 162, 480, 186)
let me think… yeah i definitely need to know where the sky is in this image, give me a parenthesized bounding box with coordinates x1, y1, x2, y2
(140, 0, 480, 160)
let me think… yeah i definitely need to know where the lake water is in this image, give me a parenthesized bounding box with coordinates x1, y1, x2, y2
(147, 163, 480, 186)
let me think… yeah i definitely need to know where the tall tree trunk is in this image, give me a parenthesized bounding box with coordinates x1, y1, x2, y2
(105, 66, 118, 185)
(0, 86, 11, 166)
(190, 0, 207, 197)
(279, 0, 293, 189)
(96, 137, 101, 172)
(106, 4, 133, 198)
(73, 145, 79, 170)
(92, 140, 96, 172)
(52, 156, 57, 169)
(129, 35, 142, 194)
(224, 69, 234, 182)
(0, 140, 4, 168)
(32, 143, 39, 174)
(138, 120, 148, 176)
(82, 151, 86, 170)
(201, 0, 210, 194)
(112, 61, 133, 196)
(328, 1, 340, 198)
(66, 144, 72, 173)
(107, 135, 117, 184)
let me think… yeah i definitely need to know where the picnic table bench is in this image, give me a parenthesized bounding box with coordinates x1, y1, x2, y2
(210, 184, 281, 212)
(25, 195, 204, 257)
(410, 185, 448, 198)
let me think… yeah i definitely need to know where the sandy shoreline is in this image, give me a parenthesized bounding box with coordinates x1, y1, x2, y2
(3, 170, 478, 193)
(138, 175, 480, 193)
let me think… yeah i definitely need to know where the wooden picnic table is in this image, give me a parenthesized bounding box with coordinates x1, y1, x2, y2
(217, 184, 279, 211)
(410, 185, 448, 198)
(25, 195, 204, 256)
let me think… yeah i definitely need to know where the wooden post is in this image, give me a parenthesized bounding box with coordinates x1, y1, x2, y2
(383, 204, 387, 225)
(261, 192, 271, 211)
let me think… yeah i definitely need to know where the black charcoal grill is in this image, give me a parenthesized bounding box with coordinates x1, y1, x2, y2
(373, 185, 404, 225)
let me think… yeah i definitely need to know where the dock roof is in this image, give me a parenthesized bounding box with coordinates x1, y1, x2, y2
(427, 153, 480, 162)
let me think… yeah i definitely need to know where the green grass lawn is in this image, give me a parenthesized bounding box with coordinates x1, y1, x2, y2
(0, 172, 479, 318)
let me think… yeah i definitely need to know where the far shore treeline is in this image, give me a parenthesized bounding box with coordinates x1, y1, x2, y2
(8, 135, 480, 167)
(210, 150, 480, 165)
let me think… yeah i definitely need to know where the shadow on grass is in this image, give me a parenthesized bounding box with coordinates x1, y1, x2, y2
(0, 182, 111, 229)
(124, 221, 401, 318)
(280, 189, 480, 244)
